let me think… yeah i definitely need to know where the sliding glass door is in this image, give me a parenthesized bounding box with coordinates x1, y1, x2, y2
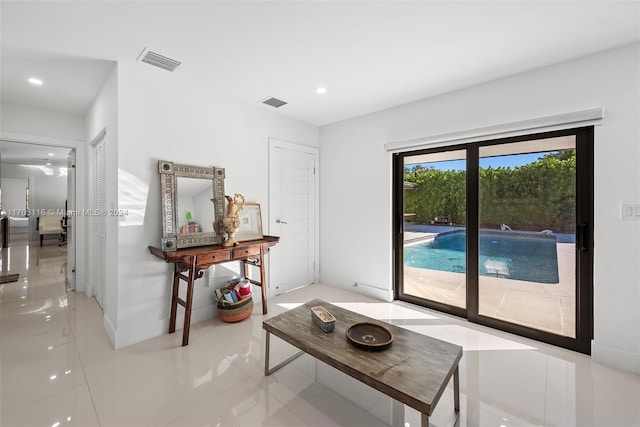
(477, 138, 577, 338)
(394, 128, 593, 353)
(401, 149, 467, 314)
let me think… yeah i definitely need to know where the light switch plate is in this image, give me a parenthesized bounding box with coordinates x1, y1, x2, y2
(620, 203, 640, 220)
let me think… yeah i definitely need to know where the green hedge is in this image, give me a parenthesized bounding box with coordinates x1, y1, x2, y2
(404, 151, 576, 233)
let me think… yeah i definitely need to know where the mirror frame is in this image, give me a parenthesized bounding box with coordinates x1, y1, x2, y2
(158, 160, 226, 251)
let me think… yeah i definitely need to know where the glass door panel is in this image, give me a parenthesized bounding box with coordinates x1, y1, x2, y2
(478, 137, 577, 338)
(402, 150, 466, 309)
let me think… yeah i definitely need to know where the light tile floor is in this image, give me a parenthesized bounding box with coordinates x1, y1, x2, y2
(1, 237, 640, 426)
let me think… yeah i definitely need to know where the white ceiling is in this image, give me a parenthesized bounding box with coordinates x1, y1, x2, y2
(1, 0, 639, 130)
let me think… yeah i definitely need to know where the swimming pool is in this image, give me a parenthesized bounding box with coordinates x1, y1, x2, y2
(404, 231, 559, 284)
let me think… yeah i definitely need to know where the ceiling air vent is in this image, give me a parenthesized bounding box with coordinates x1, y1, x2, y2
(260, 96, 287, 108)
(137, 48, 181, 72)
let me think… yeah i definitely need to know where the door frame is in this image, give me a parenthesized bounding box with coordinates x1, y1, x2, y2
(0, 131, 86, 295)
(393, 127, 594, 354)
(66, 147, 76, 290)
(268, 138, 319, 296)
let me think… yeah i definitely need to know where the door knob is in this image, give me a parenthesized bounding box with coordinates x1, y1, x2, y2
(276, 219, 288, 224)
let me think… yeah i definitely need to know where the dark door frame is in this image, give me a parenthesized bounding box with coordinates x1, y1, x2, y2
(393, 127, 594, 354)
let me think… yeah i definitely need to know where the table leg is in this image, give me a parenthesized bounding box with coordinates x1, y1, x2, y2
(454, 365, 460, 413)
(264, 330, 305, 376)
(242, 259, 250, 281)
(169, 264, 181, 334)
(259, 249, 267, 314)
(421, 365, 458, 427)
(391, 400, 404, 427)
(181, 257, 197, 346)
(241, 252, 268, 315)
(264, 330, 271, 376)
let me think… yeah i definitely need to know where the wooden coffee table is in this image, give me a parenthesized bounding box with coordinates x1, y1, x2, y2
(263, 299, 463, 427)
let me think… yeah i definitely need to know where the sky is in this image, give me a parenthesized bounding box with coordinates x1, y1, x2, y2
(408, 152, 547, 171)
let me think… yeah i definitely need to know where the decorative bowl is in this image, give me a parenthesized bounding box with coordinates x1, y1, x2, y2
(346, 322, 393, 351)
(311, 306, 336, 332)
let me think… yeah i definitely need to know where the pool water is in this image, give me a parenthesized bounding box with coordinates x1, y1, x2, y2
(404, 232, 560, 284)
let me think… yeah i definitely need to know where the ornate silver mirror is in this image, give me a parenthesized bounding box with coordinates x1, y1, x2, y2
(158, 160, 225, 251)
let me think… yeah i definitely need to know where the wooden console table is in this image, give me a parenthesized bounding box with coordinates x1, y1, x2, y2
(148, 235, 279, 346)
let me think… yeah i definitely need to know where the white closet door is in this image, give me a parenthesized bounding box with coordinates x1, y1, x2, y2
(94, 138, 106, 308)
(269, 141, 317, 295)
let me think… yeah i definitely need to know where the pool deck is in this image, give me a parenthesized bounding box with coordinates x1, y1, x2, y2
(403, 231, 576, 338)
(404, 231, 438, 244)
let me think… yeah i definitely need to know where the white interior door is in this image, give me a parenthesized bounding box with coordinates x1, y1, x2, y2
(269, 139, 318, 295)
(66, 149, 76, 290)
(93, 138, 106, 308)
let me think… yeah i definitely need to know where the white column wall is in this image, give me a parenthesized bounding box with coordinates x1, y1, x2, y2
(319, 43, 640, 373)
(114, 61, 319, 348)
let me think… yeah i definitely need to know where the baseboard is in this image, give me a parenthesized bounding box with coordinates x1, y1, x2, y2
(333, 281, 394, 302)
(103, 314, 117, 349)
(592, 341, 640, 374)
(113, 303, 216, 349)
(173, 304, 216, 331)
(83, 282, 93, 298)
(113, 317, 166, 350)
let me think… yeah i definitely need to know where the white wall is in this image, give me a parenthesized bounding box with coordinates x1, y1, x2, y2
(1, 177, 28, 215)
(112, 61, 319, 348)
(33, 176, 66, 213)
(1, 165, 68, 241)
(1, 165, 67, 216)
(1, 104, 85, 141)
(319, 43, 640, 373)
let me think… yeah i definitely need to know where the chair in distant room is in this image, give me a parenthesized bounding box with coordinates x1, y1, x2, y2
(37, 215, 65, 246)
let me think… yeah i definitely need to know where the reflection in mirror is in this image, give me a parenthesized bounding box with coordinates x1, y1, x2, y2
(176, 177, 215, 234)
(158, 160, 225, 251)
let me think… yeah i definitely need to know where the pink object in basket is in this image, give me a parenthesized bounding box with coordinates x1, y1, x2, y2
(239, 279, 251, 296)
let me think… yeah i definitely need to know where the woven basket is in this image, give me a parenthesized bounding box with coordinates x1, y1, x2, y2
(217, 294, 253, 323)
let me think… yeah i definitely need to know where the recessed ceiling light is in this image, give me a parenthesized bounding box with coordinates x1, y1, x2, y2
(316, 87, 327, 95)
(46, 162, 52, 166)
(28, 77, 43, 86)
(48, 153, 54, 156)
